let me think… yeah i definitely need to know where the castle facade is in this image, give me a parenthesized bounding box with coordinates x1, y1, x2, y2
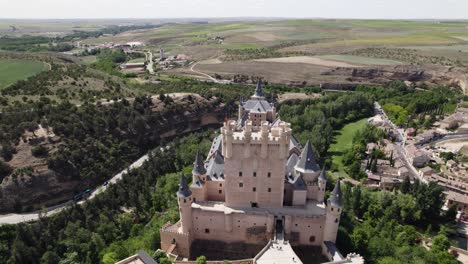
(160, 81, 344, 262)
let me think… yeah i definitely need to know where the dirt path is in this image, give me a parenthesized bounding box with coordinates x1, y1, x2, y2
(190, 61, 231, 84)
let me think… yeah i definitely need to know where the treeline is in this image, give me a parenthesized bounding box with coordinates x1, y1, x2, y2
(338, 180, 458, 264)
(357, 82, 462, 127)
(221, 47, 306, 61)
(349, 47, 463, 67)
(0, 131, 214, 264)
(91, 49, 128, 76)
(278, 92, 375, 162)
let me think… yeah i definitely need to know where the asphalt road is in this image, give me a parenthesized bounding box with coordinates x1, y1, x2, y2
(0, 152, 152, 225)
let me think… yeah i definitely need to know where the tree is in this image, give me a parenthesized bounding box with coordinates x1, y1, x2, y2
(0, 160, 12, 182)
(444, 205, 457, 222)
(196, 256, 207, 264)
(400, 176, 410, 194)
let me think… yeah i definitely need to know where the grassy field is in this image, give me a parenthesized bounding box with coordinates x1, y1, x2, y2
(329, 118, 368, 177)
(0, 59, 47, 89)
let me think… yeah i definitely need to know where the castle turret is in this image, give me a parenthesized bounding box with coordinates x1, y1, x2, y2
(177, 173, 193, 234)
(317, 167, 327, 203)
(192, 149, 207, 180)
(323, 180, 343, 243)
(253, 79, 264, 98)
(295, 140, 320, 181)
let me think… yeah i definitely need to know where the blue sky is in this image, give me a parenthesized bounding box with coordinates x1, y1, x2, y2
(0, 0, 467, 19)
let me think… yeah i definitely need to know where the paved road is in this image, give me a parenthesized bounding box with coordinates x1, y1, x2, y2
(374, 102, 422, 181)
(0, 152, 154, 225)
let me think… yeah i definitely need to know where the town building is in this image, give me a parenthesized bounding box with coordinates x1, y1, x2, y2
(159, 81, 358, 263)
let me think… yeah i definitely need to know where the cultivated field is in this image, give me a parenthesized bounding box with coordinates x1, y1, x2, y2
(0, 59, 47, 89)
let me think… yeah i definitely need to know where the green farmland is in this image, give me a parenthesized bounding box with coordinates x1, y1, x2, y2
(0, 59, 47, 89)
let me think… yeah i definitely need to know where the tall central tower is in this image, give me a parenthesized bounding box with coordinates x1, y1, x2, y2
(222, 80, 291, 208)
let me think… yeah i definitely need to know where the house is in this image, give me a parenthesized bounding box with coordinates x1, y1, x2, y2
(116, 250, 158, 264)
(380, 177, 401, 191)
(445, 191, 468, 214)
(398, 167, 409, 178)
(419, 167, 435, 178)
(447, 160, 458, 169)
(407, 145, 429, 168)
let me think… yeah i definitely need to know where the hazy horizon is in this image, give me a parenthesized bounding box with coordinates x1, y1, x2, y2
(1, 0, 467, 20)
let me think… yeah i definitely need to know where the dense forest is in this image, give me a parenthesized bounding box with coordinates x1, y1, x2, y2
(0, 131, 214, 263)
(337, 180, 458, 264)
(278, 92, 375, 162)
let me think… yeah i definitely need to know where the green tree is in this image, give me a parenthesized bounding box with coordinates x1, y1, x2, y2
(196, 256, 207, 264)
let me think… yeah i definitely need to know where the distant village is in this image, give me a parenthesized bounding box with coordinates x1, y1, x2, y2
(65, 40, 193, 76)
(365, 103, 468, 217)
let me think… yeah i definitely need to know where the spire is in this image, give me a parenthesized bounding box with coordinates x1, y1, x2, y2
(328, 180, 343, 208)
(319, 166, 327, 182)
(295, 140, 320, 173)
(254, 79, 263, 97)
(192, 149, 206, 176)
(177, 173, 192, 198)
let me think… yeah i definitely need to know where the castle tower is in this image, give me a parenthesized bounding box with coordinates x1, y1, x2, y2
(177, 173, 193, 234)
(317, 167, 327, 203)
(160, 48, 165, 59)
(323, 180, 343, 243)
(191, 149, 208, 202)
(222, 83, 290, 208)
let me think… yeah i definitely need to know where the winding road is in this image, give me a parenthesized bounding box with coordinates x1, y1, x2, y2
(0, 152, 153, 225)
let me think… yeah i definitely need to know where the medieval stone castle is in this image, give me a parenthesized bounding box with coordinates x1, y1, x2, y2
(160, 81, 362, 263)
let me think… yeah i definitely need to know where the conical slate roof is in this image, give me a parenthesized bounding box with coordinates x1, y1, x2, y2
(192, 149, 206, 176)
(328, 180, 343, 208)
(254, 79, 263, 97)
(177, 173, 192, 198)
(295, 140, 320, 173)
(319, 166, 327, 182)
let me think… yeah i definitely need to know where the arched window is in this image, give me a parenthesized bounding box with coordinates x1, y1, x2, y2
(335, 218, 338, 223)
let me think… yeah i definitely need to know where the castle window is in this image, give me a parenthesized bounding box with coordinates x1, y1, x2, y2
(253, 172, 257, 177)
(309, 236, 316, 242)
(253, 187, 256, 192)
(335, 218, 338, 223)
(220, 183, 222, 187)
(239, 171, 243, 177)
(337, 208, 340, 212)
(239, 182, 244, 188)
(193, 198, 196, 202)
(295, 224, 298, 227)
(205, 228, 210, 233)
(184, 199, 186, 203)
(331, 207, 334, 211)
(267, 172, 271, 178)
(268, 188, 271, 192)
(219, 190, 222, 194)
